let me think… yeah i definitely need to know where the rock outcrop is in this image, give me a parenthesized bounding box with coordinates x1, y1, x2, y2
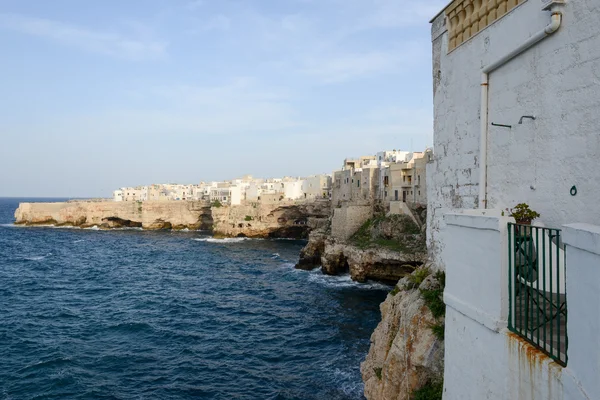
(296, 214, 427, 284)
(14, 200, 213, 230)
(361, 269, 445, 400)
(295, 229, 327, 270)
(321, 241, 420, 284)
(211, 200, 330, 239)
(14, 199, 330, 238)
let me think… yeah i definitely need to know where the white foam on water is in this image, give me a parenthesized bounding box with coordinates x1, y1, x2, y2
(0, 223, 20, 228)
(84, 226, 100, 230)
(305, 269, 391, 290)
(271, 253, 280, 259)
(24, 253, 52, 261)
(333, 368, 364, 398)
(73, 240, 85, 243)
(193, 237, 248, 243)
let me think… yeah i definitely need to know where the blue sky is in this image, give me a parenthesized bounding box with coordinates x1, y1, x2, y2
(0, 0, 444, 197)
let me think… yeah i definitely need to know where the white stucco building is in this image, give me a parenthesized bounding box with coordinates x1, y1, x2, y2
(430, 0, 600, 398)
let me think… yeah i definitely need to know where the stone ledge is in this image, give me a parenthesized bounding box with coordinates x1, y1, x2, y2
(444, 292, 507, 332)
(444, 212, 507, 231)
(563, 223, 600, 256)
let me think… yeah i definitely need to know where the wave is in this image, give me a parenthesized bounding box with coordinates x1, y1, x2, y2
(24, 253, 52, 261)
(193, 237, 248, 243)
(305, 269, 392, 290)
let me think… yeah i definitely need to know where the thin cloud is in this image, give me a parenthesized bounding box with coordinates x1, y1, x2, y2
(0, 13, 167, 60)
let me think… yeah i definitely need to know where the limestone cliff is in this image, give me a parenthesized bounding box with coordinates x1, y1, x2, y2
(211, 200, 330, 239)
(361, 269, 445, 400)
(13, 199, 330, 238)
(14, 201, 212, 230)
(295, 214, 427, 284)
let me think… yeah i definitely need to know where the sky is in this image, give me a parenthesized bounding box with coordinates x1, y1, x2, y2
(0, 0, 445, 197)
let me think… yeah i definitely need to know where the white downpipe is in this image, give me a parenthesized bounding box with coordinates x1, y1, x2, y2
(478, 7, 563, 209)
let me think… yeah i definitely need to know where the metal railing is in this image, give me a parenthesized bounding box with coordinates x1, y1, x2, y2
(508, 223, 568, 366)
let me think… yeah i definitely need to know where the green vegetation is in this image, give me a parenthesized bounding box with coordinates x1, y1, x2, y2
(349, 215, 423, 253)
(404, 267, 431, 290)
(211, 200, 223, 208)
(389, 285, 400, 296)
(429, 322, 445, 341)
(507, 203, 540, 224)
(412, 380, 443, 400)
(244, 215, 253, 221)
(374, 367, 382, 380)
(136, 201, 142, 214)
(420, 287, 445, 319)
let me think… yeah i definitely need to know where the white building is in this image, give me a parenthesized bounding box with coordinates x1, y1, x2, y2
(430, 0, 600, 398)
(113, 189, 123, 202)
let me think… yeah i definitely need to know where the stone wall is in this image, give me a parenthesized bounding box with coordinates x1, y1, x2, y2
(330, 205, 372, 241)
(441, 211, 598, 399)
(429, 0, 600, 266)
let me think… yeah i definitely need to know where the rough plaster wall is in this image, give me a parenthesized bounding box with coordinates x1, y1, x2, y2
(429, 0, 600, 266)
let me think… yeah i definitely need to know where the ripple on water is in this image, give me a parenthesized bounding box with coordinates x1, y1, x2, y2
(0, 197, 387, 400)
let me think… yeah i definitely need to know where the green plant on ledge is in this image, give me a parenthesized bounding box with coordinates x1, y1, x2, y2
(211, 200, 223, 208)
(403, 267, 431, 290)
(506, 203, 540, 225)
(244, 215, 253, 221)
(374, 367, 382, 380)
(412, 380, 443, 400)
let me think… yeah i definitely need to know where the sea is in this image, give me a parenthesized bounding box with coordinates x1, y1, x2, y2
(0, 198, 389, 400)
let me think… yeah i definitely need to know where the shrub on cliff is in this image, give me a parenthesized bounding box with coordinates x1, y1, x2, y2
(211, 200, 223, 208)
(412, 380, 443, 400)
(349, 214, 425, 254)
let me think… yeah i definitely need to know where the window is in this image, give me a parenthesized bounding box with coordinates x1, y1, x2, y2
(357, 180, 360, 188)
(419, 191, 421, 196)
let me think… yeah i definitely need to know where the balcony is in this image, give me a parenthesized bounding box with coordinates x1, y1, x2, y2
(508, 223, 567, 365)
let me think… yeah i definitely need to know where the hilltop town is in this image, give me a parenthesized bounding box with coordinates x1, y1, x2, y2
(111, 148, 432, 210)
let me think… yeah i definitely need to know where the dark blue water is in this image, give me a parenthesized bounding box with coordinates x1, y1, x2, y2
(0, 198, 388, 400)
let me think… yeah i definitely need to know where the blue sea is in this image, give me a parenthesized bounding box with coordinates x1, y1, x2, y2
(0, 198, 388, 400)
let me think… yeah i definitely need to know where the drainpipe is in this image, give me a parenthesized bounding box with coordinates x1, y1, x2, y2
(478, 2, 564, 209)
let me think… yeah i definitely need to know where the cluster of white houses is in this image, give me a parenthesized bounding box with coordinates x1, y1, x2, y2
(113, 175, 332, 205)
(112, 148, 431, 209)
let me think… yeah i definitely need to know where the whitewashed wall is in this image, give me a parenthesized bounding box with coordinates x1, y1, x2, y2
(429, 0, 600, 265)
(442, 212, 598, 400)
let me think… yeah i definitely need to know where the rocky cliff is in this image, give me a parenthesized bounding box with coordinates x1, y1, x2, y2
(13, 199, 330, 237)
(14, 200, 213, 230)
(295, 214, 427, 284)
(210, 200, 330, 238)
(361, 268, 445, 400)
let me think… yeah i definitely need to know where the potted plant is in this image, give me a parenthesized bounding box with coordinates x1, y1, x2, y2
(507, 203, 540, 225)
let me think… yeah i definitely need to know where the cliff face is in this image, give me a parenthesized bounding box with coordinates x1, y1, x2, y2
(295, 214, 426, 284)
(13, 199, 330, 237)
(211, 200, 330, 239)
(361, 270, 445, 400)
(14, 201, 213, 230)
